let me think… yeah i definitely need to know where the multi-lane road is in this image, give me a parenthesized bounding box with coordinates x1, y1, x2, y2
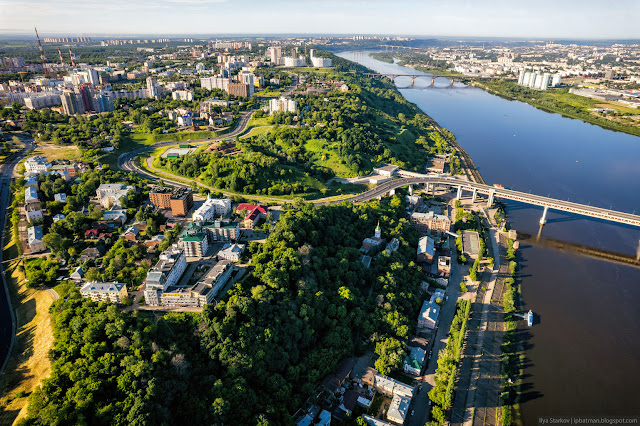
(0, 134, 33, 376)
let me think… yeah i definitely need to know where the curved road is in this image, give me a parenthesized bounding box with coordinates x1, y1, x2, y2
(118, 108, 640, 230)
(118, 109, 255, 170)
(0, 134, 33, 376)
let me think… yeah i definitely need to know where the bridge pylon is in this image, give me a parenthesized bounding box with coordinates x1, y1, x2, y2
(540, 206, 549, 225)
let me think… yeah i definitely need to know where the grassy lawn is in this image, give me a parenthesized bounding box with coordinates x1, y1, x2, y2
(247, 116, 272, 128)
(255, 89, 282, 97)
(0, 211, 55, 424)
(31, 143, 79, 162)
(303, 138, 357, 177)
(240, 126, 274, 139)
(543, 90, 639, 114)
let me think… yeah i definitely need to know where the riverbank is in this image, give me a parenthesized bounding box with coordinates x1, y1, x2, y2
(471, 80, 640, 138)
(342, 49, 640, 426)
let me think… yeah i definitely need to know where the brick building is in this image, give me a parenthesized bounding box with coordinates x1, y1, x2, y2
(227, 82, 254, 98)
(149, 186, 194, 216)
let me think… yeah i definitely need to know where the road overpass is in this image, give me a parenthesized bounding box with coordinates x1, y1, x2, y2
(325, 172, 640, 229)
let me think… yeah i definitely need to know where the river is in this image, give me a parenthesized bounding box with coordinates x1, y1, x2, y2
(338, 51, 640, 423)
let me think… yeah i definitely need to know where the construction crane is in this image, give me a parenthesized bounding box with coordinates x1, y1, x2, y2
(57, 48, 65, 67)
(34, 26, 49, 77)
(68, 47, 75, 67)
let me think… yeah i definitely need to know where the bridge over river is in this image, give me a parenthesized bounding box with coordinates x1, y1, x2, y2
(327, 172, 640, 229)
(360, 72, 498, 88)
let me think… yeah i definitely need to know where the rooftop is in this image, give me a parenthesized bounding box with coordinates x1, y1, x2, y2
(419, 300, 440, 324)
(462, 230, 480, 257)
(81, 281, 125, 293)
(97, 183, 129, 191)
(27, 225, 43, 242)
(387, 394, 410, 423)
(150, 185, 192, 200)
(417, 236, 436, 257)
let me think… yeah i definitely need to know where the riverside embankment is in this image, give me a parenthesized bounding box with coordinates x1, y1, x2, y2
(339, 50, 640, 424)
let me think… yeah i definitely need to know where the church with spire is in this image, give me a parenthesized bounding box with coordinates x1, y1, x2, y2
(360, 221, 386, 255)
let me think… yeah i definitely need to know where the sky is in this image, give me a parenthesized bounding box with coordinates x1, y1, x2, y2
(0, 0, 639, 39)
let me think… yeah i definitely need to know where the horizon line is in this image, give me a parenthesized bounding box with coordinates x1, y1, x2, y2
(1, 31, 639, 42)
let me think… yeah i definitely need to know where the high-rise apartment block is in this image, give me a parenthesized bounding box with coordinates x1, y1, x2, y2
(60, 90, 86, 115)
(517, 70, 557, 91)
(201, 76, 230, 91)
(268, 46, 282, 65)
(146, 76, 162, 98)
(227, 82, 254, 98)
(269, 97, 297, 114)
(284, 56, 306, 67)
(144, 244, 187, 306)
(310, 50, 332, 68)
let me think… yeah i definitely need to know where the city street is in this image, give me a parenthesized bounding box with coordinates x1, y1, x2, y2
(407, 236, 470, 426)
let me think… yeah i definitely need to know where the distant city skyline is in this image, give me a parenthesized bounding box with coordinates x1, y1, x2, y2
(0, 0, 639, 39)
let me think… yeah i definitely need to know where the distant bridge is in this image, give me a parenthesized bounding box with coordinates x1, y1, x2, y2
(363, 73, 462, 88)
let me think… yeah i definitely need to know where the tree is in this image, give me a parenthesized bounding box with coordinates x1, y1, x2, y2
(85, 267, 101, 283)
(374, 337, 405, 375)
(469, 258, 480, 281)
(43, 232, 63, 253)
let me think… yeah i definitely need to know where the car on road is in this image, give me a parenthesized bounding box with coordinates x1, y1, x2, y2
(411, 410, 414, 416)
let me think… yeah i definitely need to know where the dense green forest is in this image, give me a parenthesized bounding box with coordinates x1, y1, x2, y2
(20, 196, 425, 425)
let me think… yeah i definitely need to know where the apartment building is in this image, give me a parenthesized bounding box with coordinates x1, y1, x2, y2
(149, 186, 194, 216)
(80, 282, 128, 304)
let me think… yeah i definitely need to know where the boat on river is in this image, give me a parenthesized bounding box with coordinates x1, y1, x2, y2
(525, 310, 533, 327)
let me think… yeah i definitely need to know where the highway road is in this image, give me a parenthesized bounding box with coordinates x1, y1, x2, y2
(0, 133, 33, 376)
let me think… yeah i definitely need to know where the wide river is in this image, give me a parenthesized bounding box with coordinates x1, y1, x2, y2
(339, 51, 640, 423)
